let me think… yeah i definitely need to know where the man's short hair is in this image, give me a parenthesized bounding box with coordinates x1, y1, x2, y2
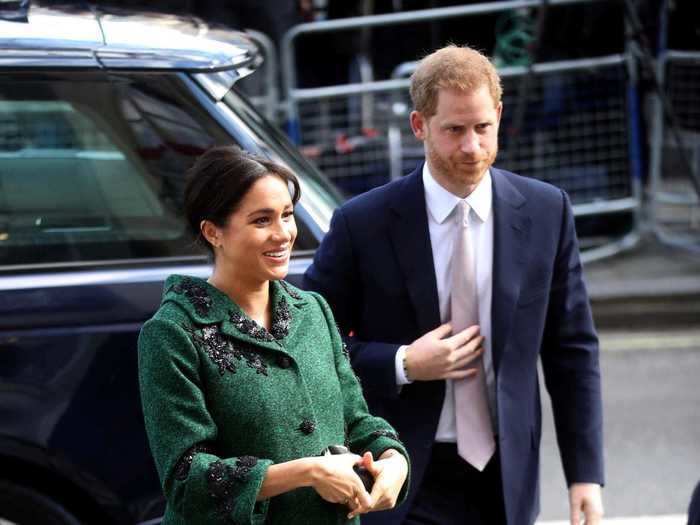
(409, 45, 503, 117)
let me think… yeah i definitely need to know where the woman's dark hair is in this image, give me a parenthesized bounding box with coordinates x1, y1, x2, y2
(184, 145, 301, 253)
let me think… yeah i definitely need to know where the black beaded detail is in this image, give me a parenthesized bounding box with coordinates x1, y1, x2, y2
(174, 442, 214, 481)
(270, 297, 291, 340)
(207, 456, 259, 522)
(171, 279, 212, 317)
(228, 296, 291, 342)
(280, 280, 302, 300)
(187, 325, 268, 376)
(298, 419, 316, 435)
(207, 461, 235, 521)
(370, 429, 400, 441)
(276, 355, 292, 369)
(229, 311, 274, 342)
(233, 455, 258, 481)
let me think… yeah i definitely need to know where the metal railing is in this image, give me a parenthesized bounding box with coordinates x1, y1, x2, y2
(278, 0, 642, 261)
(281, 0, 610, 128)
(648, 50, 700, 253)
(389, 54, 639, 207)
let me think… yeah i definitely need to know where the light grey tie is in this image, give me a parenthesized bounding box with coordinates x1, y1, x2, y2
(451, 200, 495, 471)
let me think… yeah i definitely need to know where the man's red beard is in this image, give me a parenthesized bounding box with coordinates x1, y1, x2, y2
(427, 145, 498, 185)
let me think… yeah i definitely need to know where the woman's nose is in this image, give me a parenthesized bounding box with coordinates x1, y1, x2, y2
(271, 221, 292, 242)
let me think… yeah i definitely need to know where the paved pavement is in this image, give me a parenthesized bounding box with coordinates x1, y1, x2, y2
(539, 517, 686, 525)
(538, 334, 700, 520)
(584, 234, 700, 329)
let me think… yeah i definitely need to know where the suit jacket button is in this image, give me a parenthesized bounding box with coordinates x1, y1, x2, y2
(276, 355, 292, 369)
(299, 419, 316, 435)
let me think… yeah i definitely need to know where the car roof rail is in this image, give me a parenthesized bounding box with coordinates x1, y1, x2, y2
(0, 0, 29, 22)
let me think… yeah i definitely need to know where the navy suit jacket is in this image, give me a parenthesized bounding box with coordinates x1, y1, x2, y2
(304, 165, 604, 525)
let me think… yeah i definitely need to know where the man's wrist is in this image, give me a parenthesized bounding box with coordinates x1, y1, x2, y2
(395, 346, 413, 385)
(402, 351, 412, 382)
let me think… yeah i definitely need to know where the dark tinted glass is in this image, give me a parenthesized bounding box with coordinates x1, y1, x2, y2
(0, 72, 315, 269)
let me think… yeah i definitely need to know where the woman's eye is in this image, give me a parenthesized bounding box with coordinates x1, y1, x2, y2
(283, 211, 295, 220)
(253, 217, 270, 225)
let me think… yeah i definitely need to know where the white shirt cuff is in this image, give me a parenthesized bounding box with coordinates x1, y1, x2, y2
(394, 345, 413, 386)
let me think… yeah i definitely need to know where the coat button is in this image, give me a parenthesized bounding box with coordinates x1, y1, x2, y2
(299, 419, 316, 435)
(276, 355, 292, 369)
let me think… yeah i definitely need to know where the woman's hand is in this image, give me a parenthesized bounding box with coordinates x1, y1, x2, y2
(357, 449, 408, 515)
(308, 453, 373, 516)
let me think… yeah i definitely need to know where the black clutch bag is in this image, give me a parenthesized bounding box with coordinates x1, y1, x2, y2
(322, 444, 374, 492)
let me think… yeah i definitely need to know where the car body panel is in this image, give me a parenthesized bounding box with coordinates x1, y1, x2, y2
(0, 3, 339, 523)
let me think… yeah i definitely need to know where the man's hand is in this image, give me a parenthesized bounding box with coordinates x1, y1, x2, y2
(569, 483, 603, 525)
(404, 323, 484, 381)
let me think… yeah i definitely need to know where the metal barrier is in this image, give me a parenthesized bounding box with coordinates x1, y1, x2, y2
(390, 54, 638, 204)
(281, 0, 609, 156)
(648, 50, 700, 253)
(394, 54, 643, 263)
(281, 0, 642, 260)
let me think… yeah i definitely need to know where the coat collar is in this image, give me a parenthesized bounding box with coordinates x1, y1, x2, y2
(162, 275, 308, 351)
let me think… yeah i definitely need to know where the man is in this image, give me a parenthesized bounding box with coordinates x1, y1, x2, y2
(304, 45, 604, 524)
(689, 480, 700, 525)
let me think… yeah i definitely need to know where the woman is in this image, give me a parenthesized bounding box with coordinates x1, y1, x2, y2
(138, 146, 409, 524)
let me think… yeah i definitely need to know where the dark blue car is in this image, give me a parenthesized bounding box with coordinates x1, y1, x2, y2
(0, 3, 342, 523)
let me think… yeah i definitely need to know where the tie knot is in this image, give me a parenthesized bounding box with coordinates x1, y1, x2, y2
(457, 200, 471, 227)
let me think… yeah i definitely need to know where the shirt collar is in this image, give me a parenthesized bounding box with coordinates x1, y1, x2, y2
(422, 163, 493, 224)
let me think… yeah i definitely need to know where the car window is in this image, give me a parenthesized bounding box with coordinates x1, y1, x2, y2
(222, 88, 345, 236)
(0, 72, 316, 270)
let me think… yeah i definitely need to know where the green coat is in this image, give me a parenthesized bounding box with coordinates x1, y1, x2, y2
(138, 275, 409, 525)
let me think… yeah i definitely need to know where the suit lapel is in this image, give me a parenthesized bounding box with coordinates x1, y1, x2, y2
(491, 169, 530, 373)
(389, 167, 441, 336)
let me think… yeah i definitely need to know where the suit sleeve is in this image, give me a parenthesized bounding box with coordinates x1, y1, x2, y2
(310, 292, 411, 505)
(304, 207, 402, 398)
(540, 190, 604, 487)
(138, 318, 273, 524)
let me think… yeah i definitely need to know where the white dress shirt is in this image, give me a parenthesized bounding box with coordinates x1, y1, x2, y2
(394, 163, 498, 440)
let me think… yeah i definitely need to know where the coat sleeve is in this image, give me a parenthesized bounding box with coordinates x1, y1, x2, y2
(303, 207, 402, 399)
(138, 317, 273, 524)
(540, 190, 604, 487)
(309, 292, 411, 505)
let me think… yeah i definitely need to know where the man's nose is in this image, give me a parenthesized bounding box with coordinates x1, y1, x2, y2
(460, 132, 479, 154)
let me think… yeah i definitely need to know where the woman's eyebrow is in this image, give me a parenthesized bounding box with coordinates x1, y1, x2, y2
(246, 208, 274, 217)
(246, 204, 293, 218)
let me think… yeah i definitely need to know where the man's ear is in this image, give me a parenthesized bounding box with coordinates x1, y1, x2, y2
(200, 220, 220, 249)
(410, 110, 427, 141)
